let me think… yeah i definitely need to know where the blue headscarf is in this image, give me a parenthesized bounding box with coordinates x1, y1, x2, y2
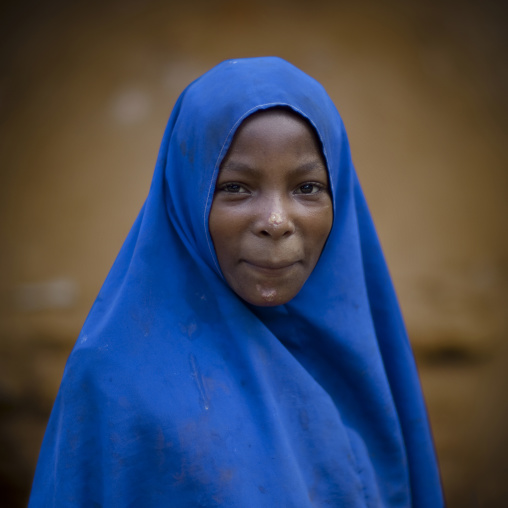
(30, 57, 443, 507)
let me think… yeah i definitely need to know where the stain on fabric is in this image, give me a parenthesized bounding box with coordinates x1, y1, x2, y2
(189, 353, 210, 410)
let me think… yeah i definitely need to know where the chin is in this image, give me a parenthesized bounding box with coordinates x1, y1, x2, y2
(237, 284, 302, 307)
(247, 296, 286, 307)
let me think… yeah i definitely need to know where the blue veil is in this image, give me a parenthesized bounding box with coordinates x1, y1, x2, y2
(29, 57, 443, 507)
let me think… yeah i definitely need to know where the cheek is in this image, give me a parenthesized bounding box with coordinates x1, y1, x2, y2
(209, 208, 244, 268)
(308, 207, 333, 246)
(208, 207, 226, 263)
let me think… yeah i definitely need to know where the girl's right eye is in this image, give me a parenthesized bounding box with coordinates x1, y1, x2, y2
(221, 183, 247, 193)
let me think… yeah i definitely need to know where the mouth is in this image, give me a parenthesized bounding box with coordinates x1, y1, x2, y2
(242, 260, 299, 276)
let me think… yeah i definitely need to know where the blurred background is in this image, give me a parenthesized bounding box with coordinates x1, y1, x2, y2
(1, 0, 507, 506)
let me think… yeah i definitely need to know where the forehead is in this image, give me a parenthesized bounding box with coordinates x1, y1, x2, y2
(221, 108, 326, 165)
(236, 107, 320, 140)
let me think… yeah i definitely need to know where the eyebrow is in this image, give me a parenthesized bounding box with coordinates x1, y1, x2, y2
(219, 159, 327, 176)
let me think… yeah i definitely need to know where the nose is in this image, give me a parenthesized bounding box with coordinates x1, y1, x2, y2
(255, 199, 296, 239)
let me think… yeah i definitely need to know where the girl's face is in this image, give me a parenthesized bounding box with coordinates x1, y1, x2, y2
(209, 109, 333, 307)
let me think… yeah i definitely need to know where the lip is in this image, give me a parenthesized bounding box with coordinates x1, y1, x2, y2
(242, 260, 299, 276)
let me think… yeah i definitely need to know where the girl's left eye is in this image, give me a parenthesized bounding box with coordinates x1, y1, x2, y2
(295, 183, 321, 194)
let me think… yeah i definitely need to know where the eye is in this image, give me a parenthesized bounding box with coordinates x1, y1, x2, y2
(295, 183, 322, 195)
(220, 183, 248, 193)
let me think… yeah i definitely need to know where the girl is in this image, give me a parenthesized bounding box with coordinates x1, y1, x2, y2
(29, 57, 443, 507)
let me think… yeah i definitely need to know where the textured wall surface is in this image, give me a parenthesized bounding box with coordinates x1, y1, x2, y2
(1, 1, 507, 506)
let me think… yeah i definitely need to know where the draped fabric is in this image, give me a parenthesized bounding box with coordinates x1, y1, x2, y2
(29, 57, 443, 507)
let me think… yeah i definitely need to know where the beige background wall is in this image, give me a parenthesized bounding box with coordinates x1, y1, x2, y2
(1, 0, 507, 506)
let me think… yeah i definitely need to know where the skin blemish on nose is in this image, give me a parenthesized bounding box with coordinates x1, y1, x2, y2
(268, 212, 283, 226)
(256, 284, 277, 302)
